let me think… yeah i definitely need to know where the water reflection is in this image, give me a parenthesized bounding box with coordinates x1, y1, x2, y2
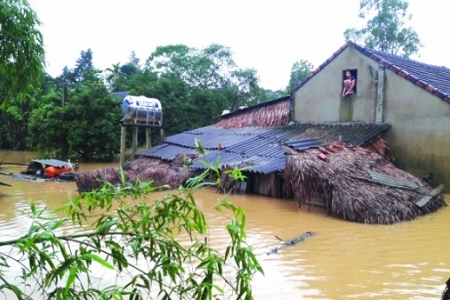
(0, 150, 449, 299)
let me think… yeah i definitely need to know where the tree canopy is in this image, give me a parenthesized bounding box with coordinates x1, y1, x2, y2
(56, 49, 95, 87)
(0, 0, 45, 109)
(28, 69, 122, 161)
(286, 59, 314, 93)
(343, 0, 422, 57)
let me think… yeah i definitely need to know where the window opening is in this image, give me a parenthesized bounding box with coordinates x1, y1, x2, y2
(342, 69, 357, 97)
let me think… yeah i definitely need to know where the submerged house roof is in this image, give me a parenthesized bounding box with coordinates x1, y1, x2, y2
(293, 41, 450, 104)
(139, 122, 390, 175)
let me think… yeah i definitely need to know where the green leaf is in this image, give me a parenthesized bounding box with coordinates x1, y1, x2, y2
(194, 138, 205, 155)
(82, 253, 114, 269)
(65, 266, 77, 294)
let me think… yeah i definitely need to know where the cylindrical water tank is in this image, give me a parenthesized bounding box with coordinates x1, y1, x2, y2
(121, 95, 163, 125)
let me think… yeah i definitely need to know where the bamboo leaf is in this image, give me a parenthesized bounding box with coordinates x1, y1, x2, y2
(65, 266, 77, 294)
(82, 253, 114, 269)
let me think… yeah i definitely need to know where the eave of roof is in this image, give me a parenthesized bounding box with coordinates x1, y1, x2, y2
(292, 41, 450, 105)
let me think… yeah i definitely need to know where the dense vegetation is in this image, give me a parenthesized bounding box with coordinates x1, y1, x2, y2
(0, 0, 423, 161)
(0, 43, 312, 161)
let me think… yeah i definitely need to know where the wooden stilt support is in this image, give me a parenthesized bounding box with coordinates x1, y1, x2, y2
(146, 128, 151, 149)
(160, 128, 164, 143)
(120, 126, 126, 166)
(132, 127, 138, 155)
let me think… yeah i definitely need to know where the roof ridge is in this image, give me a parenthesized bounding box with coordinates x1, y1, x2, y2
(352, 43, 450, 72)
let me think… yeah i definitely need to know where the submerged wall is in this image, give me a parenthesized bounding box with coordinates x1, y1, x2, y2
(382, 71, 450, 190)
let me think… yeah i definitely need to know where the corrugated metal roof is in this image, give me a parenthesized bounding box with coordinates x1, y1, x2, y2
(139, 144, 199, 160)
(189, 153, 286, 175)
(138, 122, 391, 175)
(32, 159, 69, 168)
(287, 122, 390, 145)
(244, 156, 286, 174)
(190, 152, 252, 170)
(368, 171, 419, 189)
(285, 138, 324, 151)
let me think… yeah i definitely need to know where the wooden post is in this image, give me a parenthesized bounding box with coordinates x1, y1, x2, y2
(160, 128, 164, 144)
(132, 127, 138, 155)
(146, 128, 152, 149)
(120, 126, 126, 166)
(376, 64, 385, 123)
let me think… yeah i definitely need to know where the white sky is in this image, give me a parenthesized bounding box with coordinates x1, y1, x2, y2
(28, 0, 449, 91)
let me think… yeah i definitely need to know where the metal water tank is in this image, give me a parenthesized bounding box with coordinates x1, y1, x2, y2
(121, 95, 163, 126)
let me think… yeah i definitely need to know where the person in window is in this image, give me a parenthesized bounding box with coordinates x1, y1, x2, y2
(342, 70, 356, 97)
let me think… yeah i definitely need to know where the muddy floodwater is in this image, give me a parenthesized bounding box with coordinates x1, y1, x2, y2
(0, 150, 449, 299)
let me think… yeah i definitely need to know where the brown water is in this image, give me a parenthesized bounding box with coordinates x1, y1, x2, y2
(0, 150, 449, 299)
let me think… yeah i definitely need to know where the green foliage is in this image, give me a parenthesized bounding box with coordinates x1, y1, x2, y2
(28, 70, 122, 161)
(56, 49, 95, 87)
(0, 155, 263, 299)
(0, 72, 57, 150)
(105, 53, 142, 93)
(286, 59, 314, 93)
(131, 44, 266, 137)
(105, 63, 126, 92)
(0, 0, 45, 109)
(344, 0, 421, 57)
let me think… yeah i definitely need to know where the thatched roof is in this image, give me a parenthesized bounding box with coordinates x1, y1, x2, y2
(213, 98, 290, 128)
(75, 154, 198, 193)
(283, 143, 446, 224)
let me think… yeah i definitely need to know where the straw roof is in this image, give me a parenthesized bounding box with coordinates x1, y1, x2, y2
(75, 154, 198, 193)
(283, 143, 446, 224)
(213, 98, 290, 128)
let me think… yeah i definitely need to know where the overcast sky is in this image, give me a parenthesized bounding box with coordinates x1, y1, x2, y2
(28, 0, 449, 91)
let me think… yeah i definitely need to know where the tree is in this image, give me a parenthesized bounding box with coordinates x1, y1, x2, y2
(56, 49, 95, 87)
(105, 62, 125, 92)
(143, 44, 266, 136)
(74, 48, 94, 82)
(0, 0, 45, 109)
(286, 60, 314, 93)
(0, 152, 263, 299)
(127, 50, 140, 69)
(28, 69, 122, 161)
(343, 0, 422, 57)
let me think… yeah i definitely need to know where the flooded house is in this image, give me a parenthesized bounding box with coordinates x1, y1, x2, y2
(76, 42, 449, 224)
(291, 41, 450, 192)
